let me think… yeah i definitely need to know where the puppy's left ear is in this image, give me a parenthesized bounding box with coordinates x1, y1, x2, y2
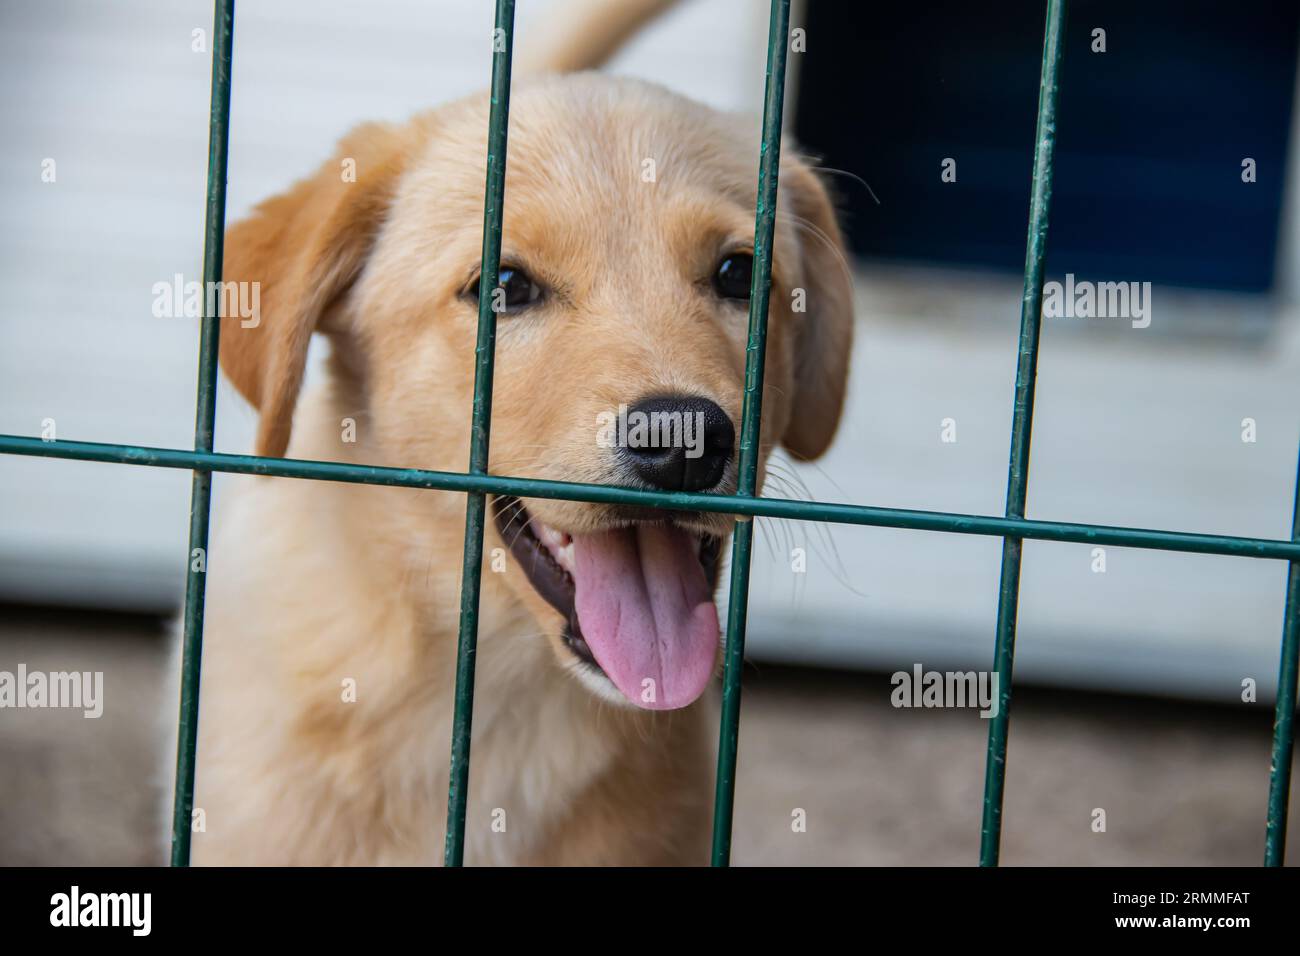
(778, 160, 855, 461)
(220, 121, 413, 458)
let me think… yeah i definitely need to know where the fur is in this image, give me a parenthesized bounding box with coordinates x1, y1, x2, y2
(182, 0, 853, 865)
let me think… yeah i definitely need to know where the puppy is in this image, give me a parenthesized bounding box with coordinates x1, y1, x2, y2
(187, 0, 853, 865)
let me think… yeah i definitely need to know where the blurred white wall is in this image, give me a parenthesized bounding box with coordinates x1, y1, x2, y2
(3, 0, 1300, 704)
(0, 0, 766, 606)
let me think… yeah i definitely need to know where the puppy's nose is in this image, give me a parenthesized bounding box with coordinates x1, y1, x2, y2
(619, 395, 735, 492)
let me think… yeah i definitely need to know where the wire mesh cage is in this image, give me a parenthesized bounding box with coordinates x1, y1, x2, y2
(0, 0, 1295, 867)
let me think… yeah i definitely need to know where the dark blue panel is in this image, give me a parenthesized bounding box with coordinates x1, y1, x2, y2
(794, 0, 1298, 292)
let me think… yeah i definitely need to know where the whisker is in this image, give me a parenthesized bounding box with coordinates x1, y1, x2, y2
(806, 162, 882, 206)
(776, 210, 857, 301)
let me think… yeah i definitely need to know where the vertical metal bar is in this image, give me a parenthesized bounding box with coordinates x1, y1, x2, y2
(170, 0, 235, 868)
(444, 0, 516, 868)
(710, 0, 791, 868)
(978, 0, 1068, 868)
(1264, 447, 1300, 865)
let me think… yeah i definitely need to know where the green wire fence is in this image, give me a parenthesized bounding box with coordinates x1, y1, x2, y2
(1, 0, 1297, 867)
(979, 0, 1066, 867)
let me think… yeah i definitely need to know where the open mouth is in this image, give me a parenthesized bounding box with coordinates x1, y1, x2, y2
(492, 496, 724, 710)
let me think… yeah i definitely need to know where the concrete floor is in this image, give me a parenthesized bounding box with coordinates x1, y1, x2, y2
(1, 604, 1295, 866)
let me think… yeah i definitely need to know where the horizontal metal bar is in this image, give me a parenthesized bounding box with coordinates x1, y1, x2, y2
(3, 434, 1299, 562)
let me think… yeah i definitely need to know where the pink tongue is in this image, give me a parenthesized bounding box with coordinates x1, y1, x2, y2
(572, 524, 720, 710)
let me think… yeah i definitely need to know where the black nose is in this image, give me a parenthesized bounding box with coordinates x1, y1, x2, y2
(618, 395, 735, 492)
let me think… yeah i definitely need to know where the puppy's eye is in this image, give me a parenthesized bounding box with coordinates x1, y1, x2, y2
(712, 253, 754, 300)
(470, 267, 543, 312)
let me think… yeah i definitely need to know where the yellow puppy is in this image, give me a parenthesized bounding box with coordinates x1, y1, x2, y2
(187, 0, 853, 865)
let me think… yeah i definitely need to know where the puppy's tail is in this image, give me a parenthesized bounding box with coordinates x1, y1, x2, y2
(516, 0, 682, 74)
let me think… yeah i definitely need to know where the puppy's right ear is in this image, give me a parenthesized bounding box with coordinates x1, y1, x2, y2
(220, 121, 412, 457)
(778, 159, 855, 461)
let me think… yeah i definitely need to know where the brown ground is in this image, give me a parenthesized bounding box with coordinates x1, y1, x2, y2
(1, 604, 1294, 866)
